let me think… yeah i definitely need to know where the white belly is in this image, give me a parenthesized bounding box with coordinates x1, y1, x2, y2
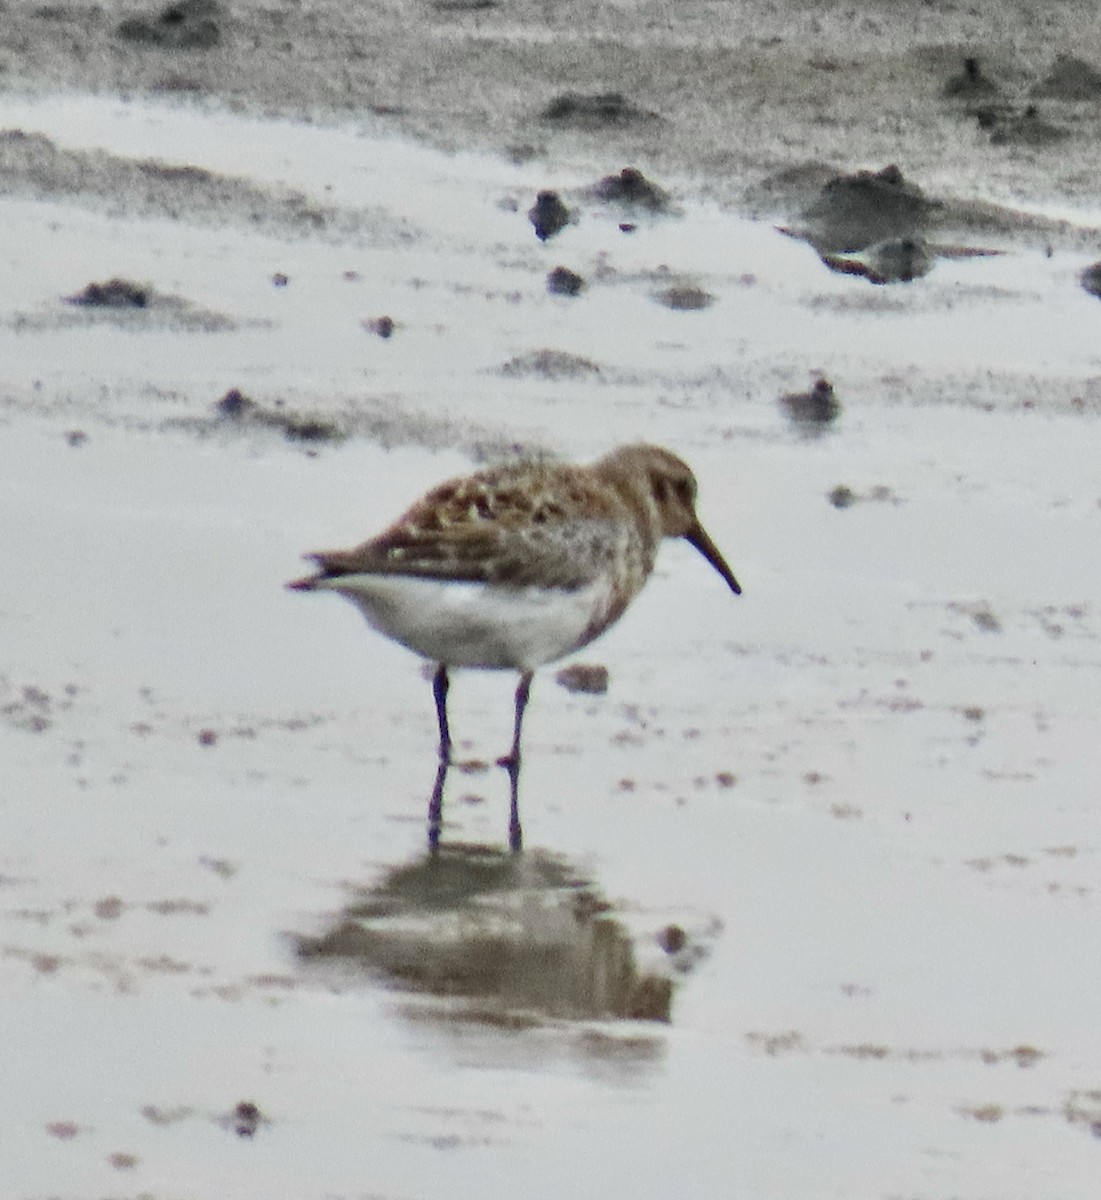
(316, 573, 618, 670)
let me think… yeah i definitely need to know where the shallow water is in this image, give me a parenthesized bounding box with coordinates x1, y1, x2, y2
(3, 92, 1101, 1199)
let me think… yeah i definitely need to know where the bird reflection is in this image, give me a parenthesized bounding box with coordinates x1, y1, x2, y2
(293, 844, 718, 1026)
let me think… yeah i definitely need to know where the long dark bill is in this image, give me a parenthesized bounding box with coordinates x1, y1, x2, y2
(685, 523, 742, 595)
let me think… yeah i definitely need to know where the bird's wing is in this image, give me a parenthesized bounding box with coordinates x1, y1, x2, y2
(302, 517, 628, 591)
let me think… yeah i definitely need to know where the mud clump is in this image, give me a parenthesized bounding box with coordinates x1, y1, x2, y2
(363, 315, 395, 338)
(988, 105, 1070, 147)
(828, 484, 901, 509)
(499, 349, 601, 379)
(65, 278, 150, 308)
(214, 387, 250, 417)
(657, 924, 687, 954)
(528, 190, 571, 241)
(273, 417, 342, 443)
(547, 266, 585, 296)
(0, 130, 344, 241)
(1031, 55, 1101, 100)
(45, 1122, 82, 1141)
(214, 388, 344, 443)
(828, 486, 857, 509)
(799, 164, 937, 254)
(540, 92, 658, 128)
(117, 0, 221, 50)
(943, 56, 1000, 99)
(781, 379, 840, 429)
(55, 277, 231, 327)
(654, 284, 714, 310)
(232, 1102, 263, 1138)
(555, 664, 609, 695)
(590, 167, 672, 212)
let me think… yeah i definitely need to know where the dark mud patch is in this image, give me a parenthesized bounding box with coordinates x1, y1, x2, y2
(937, 190, 1096, 249)
(795, 164, 939, 255)
(1064, 1090, 1101, 1140)
(12, 0, 1101, 235)
(117, 0, 221, 51)
(745, 162, 844, 221)
(66, 277, 152, 308)
(0, 372, 527, 454)
(213, 388, 346, 444)
(141, 1101, 270, 1138)
(0, 129, 415, 245)
(539, 91, 660, 129)
(945, 600, 1003, 636)
(0, 679, 75, 733)
(765, 159, 1101, 255)
(165, 386, 528, 458)
(987, 105, 1071, 147)
(10, 280, 245, 332)
(431, 0, 500, 10)
(942, 55, 1001, 99)
(780, 165, 1017, 281)
(653, 283, 714, 311)
(1031, 55, 1101, 101)
(498, 348, 602, 379)
(828, 484, 902, 509)
(589, 166, 673, 213)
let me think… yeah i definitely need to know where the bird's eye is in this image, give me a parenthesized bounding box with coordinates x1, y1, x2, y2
(674, 479, 693, 504)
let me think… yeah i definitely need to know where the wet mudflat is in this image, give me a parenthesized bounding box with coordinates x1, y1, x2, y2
(3, 34, 1101, 1200)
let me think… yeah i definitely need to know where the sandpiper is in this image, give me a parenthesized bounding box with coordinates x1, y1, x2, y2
(288, 443, 741, 849)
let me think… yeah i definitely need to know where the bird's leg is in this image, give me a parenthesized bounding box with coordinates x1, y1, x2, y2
(427, 757, 447, 855)
(429, 758, 450, 854)
(427, 664, 451, 853)
(498, 671, 533, 771)
(498, 670, 533, 852)
(433, 663, 452, 764)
